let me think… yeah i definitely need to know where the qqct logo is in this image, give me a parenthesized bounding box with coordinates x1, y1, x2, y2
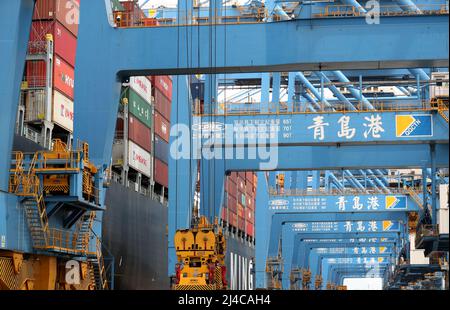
(269, 199, 289, 207)
(192, 122, 224, 132)
(396, 114, 433, 137)
(382, 221, 399, 231)
(385, 196, 407, 210)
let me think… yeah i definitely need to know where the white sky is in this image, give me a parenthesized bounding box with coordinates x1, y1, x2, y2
(344, 278, 383, 290)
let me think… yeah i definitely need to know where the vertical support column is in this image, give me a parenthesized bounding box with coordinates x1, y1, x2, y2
(430, 144, 437, 225)
(298, 171, 308, 192)
(271, 72, 281, 113)
(0, 0, 35, 192)
(168, 75, 197, 275)
(261, 73, 270, 113)
(288, 72, 296, 112)
(255, 172, 272, 288)
(312, 171, 320, 190)
(281, 224, 294, 289)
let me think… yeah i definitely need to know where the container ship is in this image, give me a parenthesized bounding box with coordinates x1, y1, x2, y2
(12, 0, 255, 290)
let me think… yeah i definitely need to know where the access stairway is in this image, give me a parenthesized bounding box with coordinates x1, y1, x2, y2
(88, 238, 109, 290)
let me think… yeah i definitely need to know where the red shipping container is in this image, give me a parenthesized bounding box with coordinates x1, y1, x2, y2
(226, 178, 237, 197)
(246, 182, 254, 196)
(152, 76, 172, 100)
(29, 20, 77, 66)
(115, 118, 124, 139)
(228, 212, 238, 228)
(26, 60, 47, 88)
(53, 56, 75, 99)
(227, 194, 237, 213)
(221, 208, 227, 222)
(33, 0, 80, 36)
(154, 111, 170, 143)
(230, 172, 238, 180)
(238, 216, 245, 231)
(128, 115, 152, 152)
(237, 204, 244, 218)
(246, 208, 254, 224)
(245, 172, 253, 182)
(154, 88, 171, 121)
(238, 172, 246, 180)
(246, 222, 254, 237)
(154, 158, 168, 188)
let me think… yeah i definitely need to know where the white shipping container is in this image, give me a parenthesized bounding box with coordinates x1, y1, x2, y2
(25, 90, 46, 121)
(438, 184, 449, 234)
(409, 234, 429, 265)
(430, 72, 449, 100)
(52, 90, 74, 132)
(129, 76, 152, 104)
(128, 140, 152, 177)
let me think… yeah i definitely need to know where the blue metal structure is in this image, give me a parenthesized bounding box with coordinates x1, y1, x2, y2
(1, 0, 448, 290)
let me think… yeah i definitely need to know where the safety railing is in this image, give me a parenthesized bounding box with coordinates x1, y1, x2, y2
(415, 224, 439, 247)
(112, 3, 448, 29)
(112, 8, 276, 28)
(194, 99, 434, 116)
(314, 3, 449, 18)
(38, 228, 94, 255)
(268, 187, 410, 196)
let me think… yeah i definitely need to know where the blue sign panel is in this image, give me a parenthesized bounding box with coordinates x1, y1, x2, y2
(268, 195, 411, 212)
(291, 221, 402, 233)
(314, 246, 392, 255)
(195, 111, 445, 145)
(325, 257, 388, 264)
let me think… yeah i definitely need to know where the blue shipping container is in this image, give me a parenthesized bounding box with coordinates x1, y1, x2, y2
(154, 134, 169, 164)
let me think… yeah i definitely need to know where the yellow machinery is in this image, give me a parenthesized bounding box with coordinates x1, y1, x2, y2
(336, 285, 348, 290)
(302, 268, 312, 290)
(173, 216, 227, 290)
(314, 274, 323, 290)
(266, 257, 283, 289)
(276, 173, 285, 193)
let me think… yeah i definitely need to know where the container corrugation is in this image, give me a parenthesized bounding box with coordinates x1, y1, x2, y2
(154, 112, 170, 143)
(238, 172, 245, 180)
(115, 118, 124, 140)
(124, 88, 152, 128)
(54, 55, 75, 99)
(238, 216, 245, 231)
(25, 60, 46, 88)
(154, 158, 168, 188)
(228, 194, 237, 213)
(128, 140, 152, 177)
(230, 172, 238, 180)
(29, 20, 77, 66)
(226, 179, 237, 197)
(245, 208, 254, 224)
(245, 172, 253, 183)
(238, 191, 247, 207)
(237, 177, 245, 191)
(130, 76, 152, 104)
(153, 88, 171, 121)
(128, 115, 151, 152)
(154, 134, 169, 164)
(228, 211, 238, 228)
(246, 222, 254, 237)
(151, 76, 172, 100)
(24, 89, 46, 121)
(246, 182, 254, 196)
(33, 0, 80, 37)
(237, 203, 244, 218)
(52, 90, 74, 132)
(247, 196, 255, 211)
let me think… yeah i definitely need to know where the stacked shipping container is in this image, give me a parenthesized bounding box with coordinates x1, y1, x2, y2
(151, 76, 172, 190)
(24, 0, 79, 134)
(222, 172, 257, 239)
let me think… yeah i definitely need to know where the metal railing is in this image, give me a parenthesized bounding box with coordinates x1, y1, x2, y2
(113, 8, 275, 28)
(268, 187, 410, 196)
(314, 3, 449, 18)
(39, 228, 94, 255)
(112, 3, 448, 29)
(194, 99, 434, 116)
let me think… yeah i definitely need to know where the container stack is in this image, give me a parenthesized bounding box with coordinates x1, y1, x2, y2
(21, 0, 80, 146)
(151, 76, 172, 196)
(222, 172, 257, 243)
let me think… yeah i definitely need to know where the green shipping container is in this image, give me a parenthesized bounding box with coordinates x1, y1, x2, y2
(122, 88, 152, 128)
(110, 0, 125, 11)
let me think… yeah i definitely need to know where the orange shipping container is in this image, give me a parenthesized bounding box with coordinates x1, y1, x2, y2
(238, 216, 245, 231)
(53, 56, 74, 99)
(154, 88, 171, 121)
(154, 112, 170, 142)
(229, 211, 238, 228)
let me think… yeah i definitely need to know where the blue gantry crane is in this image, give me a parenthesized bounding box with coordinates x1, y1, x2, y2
(0, 0, 448, 289)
